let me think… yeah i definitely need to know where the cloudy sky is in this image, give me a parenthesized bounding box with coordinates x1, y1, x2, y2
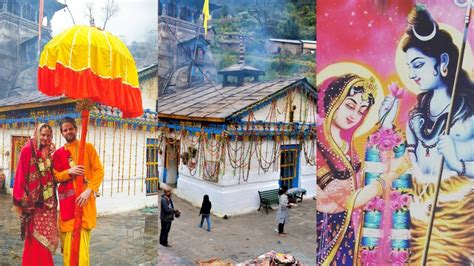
(50, 0, 157, 44)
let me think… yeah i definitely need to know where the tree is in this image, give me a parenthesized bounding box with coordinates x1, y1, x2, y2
(247, 0, 285, 38)
(82, 0, 119, 30)
(279, 20, 300, 40)
(101, 0, 119, 30)
(84, 2, 95, 26)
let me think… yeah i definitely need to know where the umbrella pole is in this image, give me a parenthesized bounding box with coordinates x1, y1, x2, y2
(70, 107, 90, 266)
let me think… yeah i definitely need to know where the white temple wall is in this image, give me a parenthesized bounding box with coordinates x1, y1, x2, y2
(240, 89, 317, 124)
(172, 137, 315, 216)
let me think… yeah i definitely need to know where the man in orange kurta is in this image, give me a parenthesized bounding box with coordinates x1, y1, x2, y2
(53, 117, 104, 266)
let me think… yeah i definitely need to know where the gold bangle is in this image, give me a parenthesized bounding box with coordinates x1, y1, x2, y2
(375, 178, 386, 195)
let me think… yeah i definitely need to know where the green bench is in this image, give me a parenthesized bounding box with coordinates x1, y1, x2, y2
(258, 189, 280, 214)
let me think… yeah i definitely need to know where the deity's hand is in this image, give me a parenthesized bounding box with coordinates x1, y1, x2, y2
(76, 188, 92, 207)
(379, 95, 399, 128)
(388, 154, 412, 181)
(438, 135, 459, 171)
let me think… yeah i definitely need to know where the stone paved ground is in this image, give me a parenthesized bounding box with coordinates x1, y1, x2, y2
(158, 193, 316, 265)
(0, 193, 158, 265)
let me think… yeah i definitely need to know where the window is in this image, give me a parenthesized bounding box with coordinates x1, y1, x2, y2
(289, 105, 296, 123)
(145, 138, 160, 195)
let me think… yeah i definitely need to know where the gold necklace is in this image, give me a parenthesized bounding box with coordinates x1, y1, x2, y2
(340, 141, 348, 153)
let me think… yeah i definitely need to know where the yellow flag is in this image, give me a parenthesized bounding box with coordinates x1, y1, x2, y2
(202, 0, 210, 35)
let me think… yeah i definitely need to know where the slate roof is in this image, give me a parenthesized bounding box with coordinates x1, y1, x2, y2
(268, 39, 302, 44)
(0, 90, 65, 108)
(138, 63, 158, 81)
(158, 77, 315, 121)
(218, 63, 265, 75)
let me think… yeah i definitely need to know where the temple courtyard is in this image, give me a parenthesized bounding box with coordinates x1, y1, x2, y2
(0, 193, 158, 265)
(158, 192, 316, 265)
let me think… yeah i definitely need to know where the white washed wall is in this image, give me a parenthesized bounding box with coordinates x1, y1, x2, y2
(140, 77, 158, 111)
(243, 88, 317, 124)
(172, 137, 315, 216)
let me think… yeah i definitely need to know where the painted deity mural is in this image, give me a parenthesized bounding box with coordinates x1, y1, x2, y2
(316, 1, 474, 265)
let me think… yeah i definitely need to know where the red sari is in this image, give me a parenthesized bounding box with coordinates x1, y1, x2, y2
(12, 139, 59, 266)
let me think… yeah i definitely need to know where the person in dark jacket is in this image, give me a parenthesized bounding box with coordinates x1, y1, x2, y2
(199, 195, 212, 232)
(160, 187, 179, 247)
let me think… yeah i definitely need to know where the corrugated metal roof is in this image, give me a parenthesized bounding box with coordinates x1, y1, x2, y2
(158, 77, 307, 120)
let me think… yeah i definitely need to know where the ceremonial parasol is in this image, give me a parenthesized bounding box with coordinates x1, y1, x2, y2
(37, 25, 143, 265)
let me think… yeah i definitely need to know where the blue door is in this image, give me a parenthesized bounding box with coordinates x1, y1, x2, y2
(279, 145, 300, 189)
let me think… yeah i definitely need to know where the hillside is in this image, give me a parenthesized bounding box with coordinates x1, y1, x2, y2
(210, 0, 316, 86)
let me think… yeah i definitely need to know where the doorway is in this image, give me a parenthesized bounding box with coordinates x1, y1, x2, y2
(10, 136, 30, 188)
(163, 138, 180, 187)
(279, 145, 300, 189)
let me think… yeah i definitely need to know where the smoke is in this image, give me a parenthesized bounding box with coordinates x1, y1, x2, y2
(211, 0, 316, 85)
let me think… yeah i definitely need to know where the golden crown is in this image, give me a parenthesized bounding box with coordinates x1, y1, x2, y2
(354, 76, 377, 101)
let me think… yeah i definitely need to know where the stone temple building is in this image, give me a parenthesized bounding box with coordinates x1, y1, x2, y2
(0, 0, 65, 98)
(157, 0, 220, 95)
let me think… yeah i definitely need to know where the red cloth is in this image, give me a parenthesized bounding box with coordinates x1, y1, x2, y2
(22, 236, 54, 266)
(38, 64, 143, 118)
(53, 147, 76, 221)
(12, 140, 59, 259)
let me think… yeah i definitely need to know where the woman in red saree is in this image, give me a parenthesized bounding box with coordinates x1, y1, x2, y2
(316, 74, 410, 265)
(12, 123, 59, 266)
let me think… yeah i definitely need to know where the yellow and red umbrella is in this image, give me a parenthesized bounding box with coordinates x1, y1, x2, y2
(38, 25, 143, 266)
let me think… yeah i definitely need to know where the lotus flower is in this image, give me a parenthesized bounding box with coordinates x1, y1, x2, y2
(400, 194, 411, 206)
(364, 198, 376, 211)
(368, 131, 382, 146)
(380, 138, 396, 151)
(390, 191, 401, 201)
(391, 200, 401, 211)
(391, 133, 403, 146)
(375, 198, 385, 211)
(389, 82, 405, 99)
(361, 250, 378, 263)
(390, 250, 409, 263)
(381, 127, 394, 136)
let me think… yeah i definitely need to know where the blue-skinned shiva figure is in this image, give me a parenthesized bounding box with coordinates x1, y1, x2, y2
(382, 6, 474, 264)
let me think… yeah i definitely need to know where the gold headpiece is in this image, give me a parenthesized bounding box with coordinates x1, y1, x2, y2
(354, 76, 377, 101)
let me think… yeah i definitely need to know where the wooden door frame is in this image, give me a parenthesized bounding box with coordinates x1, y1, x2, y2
(10, 136, 30, 188)
(279, 144, 300, 189)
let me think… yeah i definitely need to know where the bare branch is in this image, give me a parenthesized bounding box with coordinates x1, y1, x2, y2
(84, 2, 95, 26)
(63, 0, 76, 25)
(102, 0, 119, 30)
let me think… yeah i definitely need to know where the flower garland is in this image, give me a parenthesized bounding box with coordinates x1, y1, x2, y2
(360, 126, 412, 265)
(33, 149, 54, 203)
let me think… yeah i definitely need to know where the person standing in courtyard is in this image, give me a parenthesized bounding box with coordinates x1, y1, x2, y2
(160, 187, 180, 247)
(53, 116, 104, 265)
(199, 195, 212, 232)
(12, 123, 59, 266)
(276, 185, 292, 236)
